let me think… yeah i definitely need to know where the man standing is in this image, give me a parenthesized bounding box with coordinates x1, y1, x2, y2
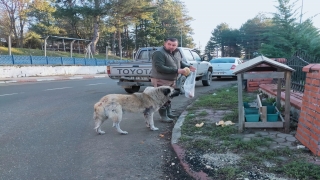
(151, 38, 196, 122)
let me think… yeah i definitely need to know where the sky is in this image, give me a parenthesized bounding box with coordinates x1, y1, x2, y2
(182, 0, 320, 51)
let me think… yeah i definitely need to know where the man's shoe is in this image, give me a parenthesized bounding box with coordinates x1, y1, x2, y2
(158, 107, 173, 123)
(167, 105, 179, 118)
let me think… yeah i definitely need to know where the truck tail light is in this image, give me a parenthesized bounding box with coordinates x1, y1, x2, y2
(107, 66, 111, 74)
(230, 65, 236, 70)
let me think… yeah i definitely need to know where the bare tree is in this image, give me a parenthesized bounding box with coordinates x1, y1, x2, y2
(0, 0, 30, 47)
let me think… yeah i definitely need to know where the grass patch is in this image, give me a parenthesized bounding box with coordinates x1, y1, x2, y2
(228, 137, 272, 151)
(281, 160, 320, 179)
(198, 110, 208, 117)
(193, 86, 254, 110)
(222, 109, 238, 122)
(218, 166, 240, 180)
(179, 84, 319, 180)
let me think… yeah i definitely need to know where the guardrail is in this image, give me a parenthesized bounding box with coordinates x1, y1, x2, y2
(0, 55, 130, 66)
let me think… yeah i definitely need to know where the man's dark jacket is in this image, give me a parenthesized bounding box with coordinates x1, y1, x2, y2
(151, 47, 190, 81)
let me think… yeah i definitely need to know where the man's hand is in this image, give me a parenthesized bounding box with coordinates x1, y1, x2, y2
(177, 68, 187, 75)
(189, 66, 196, 72)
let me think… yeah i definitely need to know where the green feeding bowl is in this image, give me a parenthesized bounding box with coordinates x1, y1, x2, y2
(266, 105, 277, 114)
(244, 108, 259, 114)
(262, 102, 273, 106)
(245, 114, 260, 122)
(243, 102, 250, 108)
(267, 112, 279, 122)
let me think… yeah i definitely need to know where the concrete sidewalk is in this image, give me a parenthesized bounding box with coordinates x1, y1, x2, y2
(0, 74, 109, 84)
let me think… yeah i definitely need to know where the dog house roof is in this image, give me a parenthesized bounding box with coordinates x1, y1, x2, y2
(233, 55, 295, 74)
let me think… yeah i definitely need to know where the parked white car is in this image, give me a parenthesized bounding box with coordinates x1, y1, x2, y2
(209, 57, 243, 78)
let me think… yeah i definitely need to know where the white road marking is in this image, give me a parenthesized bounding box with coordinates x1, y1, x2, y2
(94, 75, 106, 78)
(86, 83, 106, 86)
(69, 77, 84, 79)
(3, 81, 18, 83)
(44, 87, 72, 91)
(0, 92, 24, 97)
(37, 79, 55, 81)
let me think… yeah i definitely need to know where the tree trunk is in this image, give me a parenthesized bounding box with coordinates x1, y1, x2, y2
(118, 30, 122, 59)
(112, 31, 116, 54)
(19, 19, 24, 48)
(90, 15, 100, 54)
(90, 0, 101, 54)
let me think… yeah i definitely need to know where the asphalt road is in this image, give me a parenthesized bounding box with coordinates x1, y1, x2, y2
(0, 77, 236, 180)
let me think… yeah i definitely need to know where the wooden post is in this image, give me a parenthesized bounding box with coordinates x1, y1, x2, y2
(70, 40, 76, 57)
(284, 71, 291, 133)
(277, 74, 282, 110)
(237, 73, 244, 132)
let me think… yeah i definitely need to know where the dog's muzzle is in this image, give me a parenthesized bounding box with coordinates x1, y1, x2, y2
(170, 89, 180, 98)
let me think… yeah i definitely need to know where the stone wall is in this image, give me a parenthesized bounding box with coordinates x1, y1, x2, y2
(0, 65, 107, 78)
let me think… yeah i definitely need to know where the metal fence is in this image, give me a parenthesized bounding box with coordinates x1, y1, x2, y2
(0, 55, 130, 66)
(285, 49, 320, 92)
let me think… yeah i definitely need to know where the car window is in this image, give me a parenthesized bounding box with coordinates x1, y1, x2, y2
(191, 51, 201, 62)
(182, 49, 194, 61)
(137, 50, 156, 60)
(210, 58, 235, 63)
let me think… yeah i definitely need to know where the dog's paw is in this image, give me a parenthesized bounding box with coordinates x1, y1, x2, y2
(120, 131, 128, 135)
(145, 123, 150, 128)
(150, 127, 159, 131)
(98, 131, 105, 135)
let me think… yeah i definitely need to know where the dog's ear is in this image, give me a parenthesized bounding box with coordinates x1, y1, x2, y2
(162, 88, 171, 96)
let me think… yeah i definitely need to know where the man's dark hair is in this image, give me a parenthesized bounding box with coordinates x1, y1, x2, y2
(165, 37, 178, 42)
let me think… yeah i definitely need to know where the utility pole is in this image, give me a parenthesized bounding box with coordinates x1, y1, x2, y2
(300, 0, 304, 24)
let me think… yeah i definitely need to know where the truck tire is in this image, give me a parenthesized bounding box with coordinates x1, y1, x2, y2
(202, 71, 212, 86)
(124, 86, 140, 93)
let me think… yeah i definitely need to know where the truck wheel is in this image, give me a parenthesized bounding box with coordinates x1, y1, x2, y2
(124, 86, 140, 93)
(202, 71, 212, 86)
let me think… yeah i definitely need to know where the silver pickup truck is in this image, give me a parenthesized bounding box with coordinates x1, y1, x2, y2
(107, 47, 213, 93)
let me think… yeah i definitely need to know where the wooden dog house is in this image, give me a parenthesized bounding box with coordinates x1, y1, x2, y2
(233, 56, 295, 133)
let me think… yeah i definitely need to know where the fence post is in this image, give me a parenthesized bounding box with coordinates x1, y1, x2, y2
(8, 35, 12, 55)
(44, 36, 49, 57)
(30, 56, 33, 65)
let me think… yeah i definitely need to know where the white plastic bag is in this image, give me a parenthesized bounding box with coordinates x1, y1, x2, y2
(183, 70, 196, 98)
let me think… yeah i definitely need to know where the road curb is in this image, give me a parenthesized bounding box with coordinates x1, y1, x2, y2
(171, 103, 211, 180)
(0, 75, 109, 84)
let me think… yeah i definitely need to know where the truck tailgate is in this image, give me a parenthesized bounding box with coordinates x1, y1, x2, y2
(109, 64, 151, 76)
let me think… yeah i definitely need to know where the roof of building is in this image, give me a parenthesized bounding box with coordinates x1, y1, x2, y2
(233, 55, 295, 74)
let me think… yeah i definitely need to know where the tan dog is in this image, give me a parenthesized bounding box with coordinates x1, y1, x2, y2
(93, 86, 176, 135)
